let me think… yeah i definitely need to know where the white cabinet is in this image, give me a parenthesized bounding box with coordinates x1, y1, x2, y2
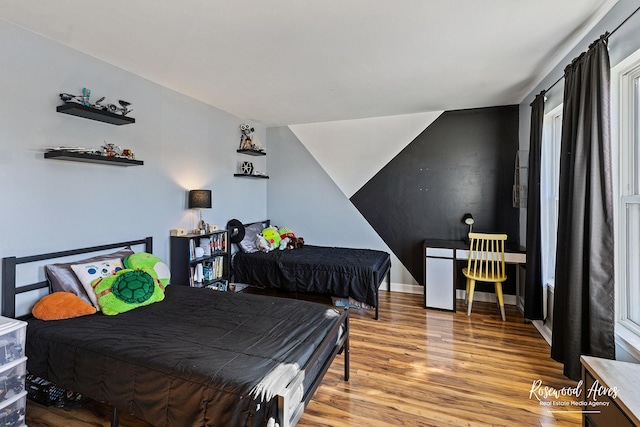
(424, 246, 456, 311)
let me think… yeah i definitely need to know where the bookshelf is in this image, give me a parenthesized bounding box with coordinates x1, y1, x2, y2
(170, 230, 229, 288)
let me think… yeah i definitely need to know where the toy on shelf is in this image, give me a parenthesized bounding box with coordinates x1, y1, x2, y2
(101, 142, 136, 159)
(44, 142, 136, 160)
(238, 123, 264, 152)
(59, 88, 133, 116)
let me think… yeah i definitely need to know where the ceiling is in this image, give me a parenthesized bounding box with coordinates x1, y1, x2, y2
(0, 0, 616, 126)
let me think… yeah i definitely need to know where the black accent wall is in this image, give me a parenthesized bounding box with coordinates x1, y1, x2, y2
(350, 105, 520, 286)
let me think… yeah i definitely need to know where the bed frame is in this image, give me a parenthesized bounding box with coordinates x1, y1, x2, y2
(230, 220, 391, 320)
(1, 237, 349, 427)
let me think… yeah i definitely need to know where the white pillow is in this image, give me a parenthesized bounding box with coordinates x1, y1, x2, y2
(71, 259, 124, 309)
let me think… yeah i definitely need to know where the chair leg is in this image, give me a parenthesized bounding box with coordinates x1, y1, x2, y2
(466, 279, 476, 316)
(495, 282, 506, 321)
(465, 277, 470, 304)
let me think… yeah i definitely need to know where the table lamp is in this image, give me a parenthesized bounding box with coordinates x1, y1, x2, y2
(188, 189, 212, 232)
(462, 213, 474, 242)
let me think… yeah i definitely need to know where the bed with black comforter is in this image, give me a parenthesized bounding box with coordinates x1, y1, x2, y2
(233, 245, 390, 310)
(25, 285, 346, 427)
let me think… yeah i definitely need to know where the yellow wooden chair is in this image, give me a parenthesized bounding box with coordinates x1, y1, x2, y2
(463, 232, 508, 321)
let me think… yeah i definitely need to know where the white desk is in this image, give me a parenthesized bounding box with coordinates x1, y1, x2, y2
(423, 239, 526, 311)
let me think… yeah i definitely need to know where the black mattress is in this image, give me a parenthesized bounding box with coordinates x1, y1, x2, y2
(232, 245, 390, 308)
(26, 285, 344, 427)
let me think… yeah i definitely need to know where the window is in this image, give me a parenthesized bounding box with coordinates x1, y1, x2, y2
(540, 104, 562, 288)
(614, 48, 640, 347)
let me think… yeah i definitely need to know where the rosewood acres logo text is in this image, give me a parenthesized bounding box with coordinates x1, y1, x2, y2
(528, 379, 618, 410)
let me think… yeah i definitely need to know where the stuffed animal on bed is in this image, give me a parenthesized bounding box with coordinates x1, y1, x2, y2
(256, 234, 272, 252)
(92, 267, 165, 315)
(257, 226, 281, 252)
(123, 252, 171, 286)
(277, 227, 304, 250)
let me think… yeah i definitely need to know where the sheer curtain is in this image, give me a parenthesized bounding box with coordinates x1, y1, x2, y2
(540, 105, 562, 318)
(524, 92, 546, 321)
(551, 35, 616, 380)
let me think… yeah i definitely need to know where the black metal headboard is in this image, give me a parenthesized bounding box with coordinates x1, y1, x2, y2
(227, 219, 270, 246)
(1, 237, 152, 318)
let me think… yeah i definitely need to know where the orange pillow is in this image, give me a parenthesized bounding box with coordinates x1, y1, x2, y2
(32, 292, 97, 320)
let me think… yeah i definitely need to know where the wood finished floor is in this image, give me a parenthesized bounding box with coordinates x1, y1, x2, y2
(25, 291, 582, 427)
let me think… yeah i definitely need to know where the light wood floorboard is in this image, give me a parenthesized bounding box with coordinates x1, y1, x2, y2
(25, 291, 581, 426)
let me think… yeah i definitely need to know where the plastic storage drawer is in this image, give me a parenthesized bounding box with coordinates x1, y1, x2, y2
(0, 390, 26, 426)
(0, 357, 26, 405)
(0, 318, 26, 367)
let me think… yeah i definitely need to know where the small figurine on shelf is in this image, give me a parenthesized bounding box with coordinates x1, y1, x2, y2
(101, 142, 122, 157)
(239, 123, 254, 150)
(95, 98, 133, 116)
(59, 89, 133, 116)
(81, 88, 91, 106)
(239, 123, 265, 152)
(122, 148, 136, 159)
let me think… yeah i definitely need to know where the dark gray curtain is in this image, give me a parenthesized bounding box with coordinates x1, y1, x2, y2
(524, 91, 546, 321)
(551, 35, 615, 381)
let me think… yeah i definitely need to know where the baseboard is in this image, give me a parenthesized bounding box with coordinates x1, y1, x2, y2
(455, 289, 516, 306)
(383, 282, 517, 306)
(387, 282, 423, 294)
(532, 320, 552, 346)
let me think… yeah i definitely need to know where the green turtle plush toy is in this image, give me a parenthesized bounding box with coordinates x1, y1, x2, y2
(123, 252, 171, 286)
(92, 267, 165, 315)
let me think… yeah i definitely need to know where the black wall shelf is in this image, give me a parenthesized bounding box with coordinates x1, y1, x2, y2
(236, 149, 266, 156)
(56, 103, 135, 125)
(233, 173, 269, 179)
(44, 150, 143, 166)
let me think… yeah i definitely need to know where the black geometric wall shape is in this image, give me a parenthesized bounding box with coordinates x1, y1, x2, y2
(350, 105, 520, 285)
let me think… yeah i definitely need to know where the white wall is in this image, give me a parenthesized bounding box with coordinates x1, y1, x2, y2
(0, 20, 266, 301)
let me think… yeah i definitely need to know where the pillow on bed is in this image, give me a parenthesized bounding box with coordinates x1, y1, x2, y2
(71, 259, 125, 309)
(44, 248, 134, 306)
(123, 252, 171, 286)
(92, 267, 165, 315)
(238, 222, 264, 253)
(32, 292, 97, 320)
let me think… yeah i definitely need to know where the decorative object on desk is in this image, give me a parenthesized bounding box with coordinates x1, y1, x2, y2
(188, 189, 212, 232)
(461, 213, 474, 240)
(239, 161, 254, 175)
(207, 223, 218, 232)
